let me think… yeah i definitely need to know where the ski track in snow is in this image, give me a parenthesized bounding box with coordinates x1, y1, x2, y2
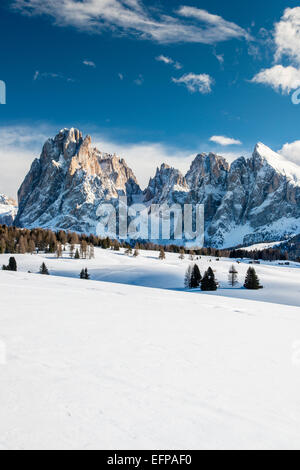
(1, 248, 300, 449)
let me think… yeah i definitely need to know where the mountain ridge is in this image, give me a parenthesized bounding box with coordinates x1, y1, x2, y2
(13, 128, 300, 248)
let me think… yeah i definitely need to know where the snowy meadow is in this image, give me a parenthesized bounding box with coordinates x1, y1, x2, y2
(1, 248, 300, 449)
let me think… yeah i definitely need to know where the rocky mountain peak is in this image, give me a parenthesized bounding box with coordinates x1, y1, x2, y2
(13, 132, 300, 248)
(144, 163, 188, 203)
(15, 129, 141, 233)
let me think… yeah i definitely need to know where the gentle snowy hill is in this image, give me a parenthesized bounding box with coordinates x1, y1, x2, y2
(1, 264, 300, 449)
(1, 247, 300, 307)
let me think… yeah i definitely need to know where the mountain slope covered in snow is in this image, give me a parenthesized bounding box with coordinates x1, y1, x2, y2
(1, 254, 300, 450)
(15, 128, 300, 248)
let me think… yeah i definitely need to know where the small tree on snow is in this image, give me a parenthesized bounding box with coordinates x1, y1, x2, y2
(191, 264, 202, 288)
(70, 244, 75, 258)
(179, 249, 185, 260)
(2, 257, 17, 272)
(228, 265, 238, 287)
(133, 247, 139, 257)
(244, 267, 263, 290)
(201, 267, 218, 291)
(159, 247, 166, 260)
(74, 248, 80, 259)
(184, 265, 193, 289)
(40, 263, 49, 275)
(80, 268, 90, 280)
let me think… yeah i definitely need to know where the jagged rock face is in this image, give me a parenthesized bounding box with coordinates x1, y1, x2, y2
(144, 144, 300, 248)
(186, 153, 229, 221)
(144, 164, 189, 205)
(0, 194, 17, 226)
(15, 130, 300, 248)
(15, 128, 141, 233)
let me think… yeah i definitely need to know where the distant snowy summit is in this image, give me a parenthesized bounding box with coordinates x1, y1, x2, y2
(0, 194, 17, 226)
(14, 128, 300, 248)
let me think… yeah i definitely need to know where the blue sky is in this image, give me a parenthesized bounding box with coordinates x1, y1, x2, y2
(1, 0, 300, 196)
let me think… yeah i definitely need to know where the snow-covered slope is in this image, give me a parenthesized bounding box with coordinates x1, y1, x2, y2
(1, 253, 300, 450)
(0, 194, 17, 225)
(14, 128, 300, 248)
(1, 247, 300, 307)
(255, 142, 300, 185)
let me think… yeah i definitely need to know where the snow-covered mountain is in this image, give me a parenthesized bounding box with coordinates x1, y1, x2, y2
(15, 128, 142, 233)
(15, 128, 300, 248)
(0, 194, 17, 226)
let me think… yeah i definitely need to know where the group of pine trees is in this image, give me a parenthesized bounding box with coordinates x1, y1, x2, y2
(0, 223, 294, 262)
(185, 264, 218, 291)
(185, 264, 263, 291)
(2, 256, 17, 272)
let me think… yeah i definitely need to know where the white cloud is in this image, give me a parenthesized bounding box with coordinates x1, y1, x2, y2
(0, 125, 51, 198)
(252, 8, 300, 94)
(178, 6, 251, 42)
(83, 60, 96, 67)
(274, 7, 300, 66)
(12, 0, 249, 45)
(172, 73, 214, 94)
(278, 140, 300, 165)
(33, 70, 75, 82)
(0, 123, 199, 195)
(156, 55, 182, 69)
(134, 74, 144, 85)
(118, 73, 124, 80)
(214, 52, 224, 65)
(93, 136, 196, 188)
(210, 135, 242, 146)
(251, 65, 300, 94)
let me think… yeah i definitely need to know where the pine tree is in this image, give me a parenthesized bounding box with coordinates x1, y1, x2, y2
(190, 264, 202, 288)
(179, 249, 185, 260)
(159, 247, 166, 260)
(8, 257, 17, 272)
(184, 265, 193, 289)
(228, 265, 238, 287)
(244, 267, 263, 290)
(89, 244, 95, 259)
(133, 247, 139, 257)
(80, 268, 90, 280)
(80, 240, 88, 259)
(40, 263, 49, 275)
(70, 244, 75, 258)
(28, 239, 36, 255)
(56, 242, 63, 258)
(125, 247, 132, 255)
(201, 267, 218, 291)
(74, 248, 80, 259)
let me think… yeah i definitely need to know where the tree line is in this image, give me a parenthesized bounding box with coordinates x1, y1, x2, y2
(185, 264, 263, 291)
(0, 223, 292, 262)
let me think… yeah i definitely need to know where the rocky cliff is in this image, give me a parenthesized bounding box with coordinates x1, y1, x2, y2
(15, 129, 300, 248)
(15, 128, 142, 233)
